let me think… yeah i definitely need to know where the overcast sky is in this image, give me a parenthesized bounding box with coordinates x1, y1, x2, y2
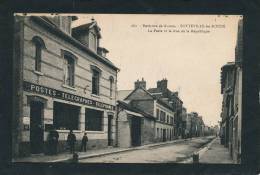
(72, 14, 241, 126)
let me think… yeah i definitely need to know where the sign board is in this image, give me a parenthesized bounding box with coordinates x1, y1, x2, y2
(23, 81, 115, 111)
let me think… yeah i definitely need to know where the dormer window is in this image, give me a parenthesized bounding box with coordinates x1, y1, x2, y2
(89, 31, 97, 52)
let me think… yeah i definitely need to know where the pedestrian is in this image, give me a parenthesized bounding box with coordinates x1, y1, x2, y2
(47, 126, 59, 155)
(81, 133, 88, 152)
(67, 129, 76, 154)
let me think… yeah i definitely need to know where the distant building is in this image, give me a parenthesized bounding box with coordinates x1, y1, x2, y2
(147, 79, 183, 138)
(12, 16, 119, 157)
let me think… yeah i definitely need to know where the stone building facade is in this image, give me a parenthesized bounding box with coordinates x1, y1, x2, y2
(147, 79, 183, 138)
(119, 79, 176, 143)
(116, 100, 155, 147)
(220, 19, 243, 163)
(12, 15, 119, 157)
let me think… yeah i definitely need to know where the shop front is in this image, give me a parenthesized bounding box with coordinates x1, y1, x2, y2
(20, 81, 116, 156)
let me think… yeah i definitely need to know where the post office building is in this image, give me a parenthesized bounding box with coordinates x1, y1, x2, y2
(12, 15, 119, 157)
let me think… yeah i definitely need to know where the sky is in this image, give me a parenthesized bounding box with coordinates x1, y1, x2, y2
(72, 14, 242, 126)
(22, 13, 242, 126)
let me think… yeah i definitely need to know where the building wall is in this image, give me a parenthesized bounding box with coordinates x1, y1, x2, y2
(141, 118, 155, 145)
(154, 102, 175, 141)
(131, 100, 154, 116)
(232, 67, 242, 163)
(155, 122, 175, 142)
(16, 17, 118, 157)
(117, 111, 131, 148)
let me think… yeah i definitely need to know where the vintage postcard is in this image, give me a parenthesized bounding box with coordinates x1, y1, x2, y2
(12, 14, 243, 164)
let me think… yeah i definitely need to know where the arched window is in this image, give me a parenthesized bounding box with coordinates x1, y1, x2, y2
(91, 65, 102, 95)
(109, 76, 114, 97)
(32, 36, 46, 72)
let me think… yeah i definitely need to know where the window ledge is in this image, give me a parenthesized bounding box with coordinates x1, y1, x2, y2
(34, 70, 44, 76)
(91, 94, 100, 99)
(62, 84, 77, 91)
(56, 130, 82, 133)
(85, 130, 105, 134)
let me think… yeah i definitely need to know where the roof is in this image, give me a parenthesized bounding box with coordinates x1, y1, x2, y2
(117, 90, 133, 101)
(148, 87, 183, 104)
(117, 100, 155, 120)
(31, 16, 119, 71)
(124, 86, 155, 101)
(148, 88, 161, 94)
(72, 21, 101, 38)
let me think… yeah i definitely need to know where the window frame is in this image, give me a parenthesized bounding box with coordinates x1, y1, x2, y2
(91, 65, 102, 96)
(89, 31, 97, 52)
(109, 76, 114, 98)
(62, 50, 77, 87)
(85, 108, 104, 131)
(32, 36, 46, 72)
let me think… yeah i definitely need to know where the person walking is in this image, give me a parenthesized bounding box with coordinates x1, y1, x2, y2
(67, 130, 76, 154)
(81, 133, 88, 152)
(47, 127, 59, 155)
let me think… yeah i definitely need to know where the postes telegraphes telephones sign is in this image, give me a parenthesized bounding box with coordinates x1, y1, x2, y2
(23, 81, 115, 111)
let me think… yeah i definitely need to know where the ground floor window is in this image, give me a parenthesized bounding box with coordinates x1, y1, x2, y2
(85, 108, 104, 131)
(53, 101, 80, 130)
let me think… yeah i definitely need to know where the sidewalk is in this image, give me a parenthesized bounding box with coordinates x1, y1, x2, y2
(199, 137, 234, 164)
(13, 137, 191, 162)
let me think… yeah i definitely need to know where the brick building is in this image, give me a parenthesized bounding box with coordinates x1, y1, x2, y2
(12, 15, 119, 157)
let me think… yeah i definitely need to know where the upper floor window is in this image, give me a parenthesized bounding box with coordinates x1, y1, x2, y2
(91, 65, 102, 95)
(156, 109, 160, 120)
(32, 36, 46, 72)
(109, 76, 114, 98)
(160, 111, 166, 122)
(62, 50, 76, 87)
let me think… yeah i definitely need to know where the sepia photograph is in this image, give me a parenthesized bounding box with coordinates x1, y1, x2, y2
(11, 13, 244, 164)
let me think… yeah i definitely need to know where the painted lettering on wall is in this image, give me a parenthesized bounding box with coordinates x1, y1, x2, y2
(23, 81, 115, 110)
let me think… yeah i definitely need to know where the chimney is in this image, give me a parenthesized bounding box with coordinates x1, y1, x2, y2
(157, 78, 168, 92)
(134, 77, 146, 89)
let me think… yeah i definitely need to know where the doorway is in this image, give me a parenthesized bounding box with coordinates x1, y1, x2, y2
(163, 129, 166, 142)
(30, 101, 44, 154)
(108, 115, 113, 146)
(131, 116, 141, 146)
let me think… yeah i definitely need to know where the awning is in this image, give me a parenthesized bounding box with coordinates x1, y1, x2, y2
(125, 110, 144, 118)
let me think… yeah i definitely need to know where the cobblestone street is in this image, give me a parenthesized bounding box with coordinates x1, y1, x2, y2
(80, 136, 215, 163)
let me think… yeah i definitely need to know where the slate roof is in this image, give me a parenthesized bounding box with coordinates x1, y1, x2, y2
(117, 100, 155, 120)
(117, 90, 133, 101)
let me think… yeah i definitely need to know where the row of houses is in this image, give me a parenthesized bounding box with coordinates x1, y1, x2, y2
(219, 19, 243, 164)
(12, 15, 215, 157)
(116, 78, 218, 147)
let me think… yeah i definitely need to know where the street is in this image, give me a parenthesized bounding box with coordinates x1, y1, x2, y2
(80, 136, 214, 163)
